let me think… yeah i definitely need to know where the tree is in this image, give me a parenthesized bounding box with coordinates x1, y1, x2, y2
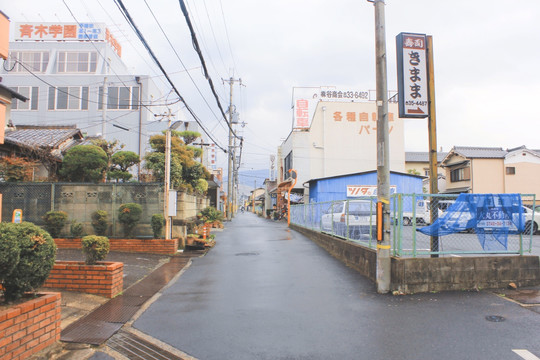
(0, 156, 36, 182)
(144, 132, 209, 192)
(59, 145, 108, 182)
(108, 151, 140, 182)
(175, 130, 200, 145)
(91, 139, 125, 181)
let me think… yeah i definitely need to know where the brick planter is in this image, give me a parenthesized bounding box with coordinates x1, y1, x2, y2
(43, 261, 123, 298)
(54, 238, 178, 255)
(0, 292, 61, 360)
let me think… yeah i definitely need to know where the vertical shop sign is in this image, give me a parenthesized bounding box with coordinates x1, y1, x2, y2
(396, 32, 429, 118)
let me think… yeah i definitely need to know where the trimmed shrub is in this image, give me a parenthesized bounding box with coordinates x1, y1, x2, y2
(0, 222, 57, 302)
(91, 210, 109, 236)
(200, 206, 224, 223)
(151, 213, 165, 238)
(118, 203, 143, 237)
(70, 221, 84, 238)
(82, 235, 110, 265)
(43, 210, 68, 238)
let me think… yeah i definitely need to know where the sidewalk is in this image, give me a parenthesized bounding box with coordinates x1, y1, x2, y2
(32, 249, 204, 359)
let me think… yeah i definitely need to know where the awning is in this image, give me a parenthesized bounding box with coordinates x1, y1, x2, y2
(441, 186, 470, 194)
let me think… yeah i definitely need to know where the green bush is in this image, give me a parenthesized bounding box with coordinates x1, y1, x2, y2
(118, 203, 143, 237)
(200, 206, 224, 223)
(70, 221, 84, 238)
(0, 222, 57, 302)
(43, 210, 68, 238)
(81, 235, 110, 265)
(91, 210, 108, 236)
(151, 213, 165, 238)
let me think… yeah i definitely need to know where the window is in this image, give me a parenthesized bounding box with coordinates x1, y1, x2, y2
(57, 51, 97, 73)
(506, 167, 516, 175)
(283, 151, 292, 177)
(48, 86, 89, 110)
(98, 86, 140, 110)
(8, 51, 49, 73)
(9, 86, 39, 110)
(450, 167, 470, 182)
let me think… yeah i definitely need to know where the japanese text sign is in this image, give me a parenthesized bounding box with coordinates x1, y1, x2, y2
(347, 185, 397, 197)
(396, 32, 429, 118)
(14, 22, 122, 57)
(295, 99, 309, 128)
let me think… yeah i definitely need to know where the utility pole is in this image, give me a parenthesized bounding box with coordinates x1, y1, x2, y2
(427, 35, 439, 257)
(372, 0, 391, 293)
(155, 109, 176, 240)
(223, 77, 242, 220)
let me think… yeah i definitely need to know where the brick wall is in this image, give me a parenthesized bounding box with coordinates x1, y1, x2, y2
(54, 238, 178, 255)
(0, 292, 61, 360)
(43, 261, 123, 298)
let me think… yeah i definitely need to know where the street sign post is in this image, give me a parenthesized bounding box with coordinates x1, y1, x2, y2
(396, 32, 429, 118)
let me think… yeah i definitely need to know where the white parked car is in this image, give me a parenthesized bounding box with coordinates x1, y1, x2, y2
(321, 200, 376, 240)
(402, 200, 443, 226)
(522, 206, 539, 234)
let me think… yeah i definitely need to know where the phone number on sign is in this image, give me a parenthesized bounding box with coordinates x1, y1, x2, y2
(405, 100, 428, 106)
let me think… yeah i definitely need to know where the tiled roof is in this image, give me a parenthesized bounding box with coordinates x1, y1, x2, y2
(451, 146, 507, 159)
(405, 151, 448, 163)
(4, 126, 84, 159)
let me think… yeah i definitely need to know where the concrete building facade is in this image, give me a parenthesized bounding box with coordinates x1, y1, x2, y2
(1, 22, 170, 174)
(279, 99, 406, 198)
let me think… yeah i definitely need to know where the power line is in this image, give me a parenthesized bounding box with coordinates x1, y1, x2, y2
(219, 0, 239, 74)
(141, 0, 226, 130)
(177, 0, 240, 140)
(113, 0, 227, 153)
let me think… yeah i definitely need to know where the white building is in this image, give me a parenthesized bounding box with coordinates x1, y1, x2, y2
(0, 22, 170, 176)
(278, 87, 405, 197)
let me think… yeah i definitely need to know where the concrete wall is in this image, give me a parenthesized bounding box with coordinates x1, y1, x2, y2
(291, 224, 540, 293)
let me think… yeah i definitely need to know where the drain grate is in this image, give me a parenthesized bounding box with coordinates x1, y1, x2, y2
(485, 315, 505, 322)
(235, 252, 259, 256)
(108, 330, 185, 360)
(62, 320, 123, 345)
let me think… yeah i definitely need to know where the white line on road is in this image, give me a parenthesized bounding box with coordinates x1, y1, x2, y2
(513, 349, 540, 360)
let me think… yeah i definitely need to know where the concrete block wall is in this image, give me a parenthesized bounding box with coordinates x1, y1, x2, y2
(290, 224, 540, 294)
(392, 256, 540, 294)
(43, 261, 123, 298)
(291, 224, 377, 281)
(0, 292, 61, 360)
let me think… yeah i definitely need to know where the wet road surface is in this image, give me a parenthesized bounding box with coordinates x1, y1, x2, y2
(133, 212, 540, 360)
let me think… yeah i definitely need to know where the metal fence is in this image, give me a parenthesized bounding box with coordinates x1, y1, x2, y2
(0, 182, 164, 237)
(290, 193, 536, 257)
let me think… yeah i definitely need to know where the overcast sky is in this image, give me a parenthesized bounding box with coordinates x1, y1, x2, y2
(3, 0, 540, 172)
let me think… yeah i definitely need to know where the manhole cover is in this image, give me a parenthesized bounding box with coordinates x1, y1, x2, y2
(235, 252, 259, 256)
(485, 315, 505, 322)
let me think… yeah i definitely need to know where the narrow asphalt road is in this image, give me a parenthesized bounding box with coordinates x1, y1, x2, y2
(133, 212, 540, 360)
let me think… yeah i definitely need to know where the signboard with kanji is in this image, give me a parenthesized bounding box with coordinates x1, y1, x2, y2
(14, 22, 122, 57)
(396, 32, 429, 118)
(347, 185, 397, 197)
